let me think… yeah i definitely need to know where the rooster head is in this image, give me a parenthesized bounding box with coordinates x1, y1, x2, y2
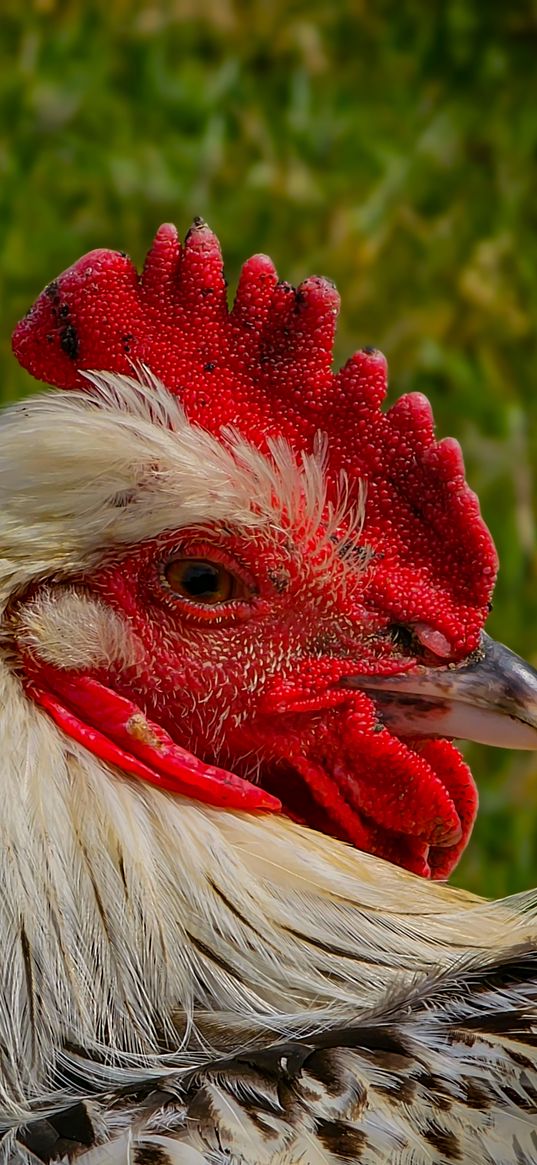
(10, 219, 537, 878)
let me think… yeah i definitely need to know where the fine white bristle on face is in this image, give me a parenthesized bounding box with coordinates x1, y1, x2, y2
(0, 370, 363, 599)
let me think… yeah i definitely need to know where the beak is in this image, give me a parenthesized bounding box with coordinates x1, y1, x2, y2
(342, 633, 537, 749)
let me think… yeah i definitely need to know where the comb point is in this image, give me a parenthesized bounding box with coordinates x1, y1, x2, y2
(179, 220, 226, 304)
(142, 223, 181, 292)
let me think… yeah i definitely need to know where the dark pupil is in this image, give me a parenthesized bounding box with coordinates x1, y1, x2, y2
(182, 562, 221, 598)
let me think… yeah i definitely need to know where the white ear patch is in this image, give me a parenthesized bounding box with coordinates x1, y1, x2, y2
(16, 589, 143, 672)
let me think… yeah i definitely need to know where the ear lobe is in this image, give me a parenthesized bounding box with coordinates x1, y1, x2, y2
(15, 589, 143, 672)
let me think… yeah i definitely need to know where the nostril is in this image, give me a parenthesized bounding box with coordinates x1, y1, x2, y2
(388, 624, 422, 656)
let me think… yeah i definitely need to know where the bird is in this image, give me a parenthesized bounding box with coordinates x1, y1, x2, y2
(3, 217, 537, 1164)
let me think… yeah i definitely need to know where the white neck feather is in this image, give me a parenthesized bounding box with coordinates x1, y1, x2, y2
(1, 659, 534, 1122)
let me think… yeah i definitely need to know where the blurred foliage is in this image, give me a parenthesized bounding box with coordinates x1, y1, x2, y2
(1, 0, 537, 896)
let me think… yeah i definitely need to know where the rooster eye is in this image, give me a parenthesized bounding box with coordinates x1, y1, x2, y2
(164, 558, 250, 605)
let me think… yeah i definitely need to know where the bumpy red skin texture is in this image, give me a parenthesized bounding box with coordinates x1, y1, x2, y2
(18, 523, 478, 878)
(12, 221, 498, 877)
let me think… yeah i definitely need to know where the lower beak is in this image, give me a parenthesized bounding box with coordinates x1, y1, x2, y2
(342, 633, 537, 749)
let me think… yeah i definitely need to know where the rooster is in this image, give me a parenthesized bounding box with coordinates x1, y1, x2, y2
(3, 218, 537, 1164)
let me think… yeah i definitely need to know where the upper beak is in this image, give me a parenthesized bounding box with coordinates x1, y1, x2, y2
(342, 633, 537, 749)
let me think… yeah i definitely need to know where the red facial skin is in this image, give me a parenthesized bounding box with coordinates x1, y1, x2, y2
(12, 221, 498, 878)
(22, 521, 478, 878)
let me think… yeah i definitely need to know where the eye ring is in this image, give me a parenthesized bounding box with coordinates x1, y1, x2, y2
(163, 556, 253, 607)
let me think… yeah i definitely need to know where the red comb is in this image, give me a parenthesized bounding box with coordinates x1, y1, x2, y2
(12, 219, 498, 653)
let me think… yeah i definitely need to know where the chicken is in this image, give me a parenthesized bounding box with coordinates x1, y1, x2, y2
(2, 218, 537, 1164)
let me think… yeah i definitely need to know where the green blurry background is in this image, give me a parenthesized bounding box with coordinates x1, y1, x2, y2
(1, 0, 536, 896)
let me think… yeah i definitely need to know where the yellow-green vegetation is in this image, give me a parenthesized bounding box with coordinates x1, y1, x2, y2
(1, 0, 536, 896)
